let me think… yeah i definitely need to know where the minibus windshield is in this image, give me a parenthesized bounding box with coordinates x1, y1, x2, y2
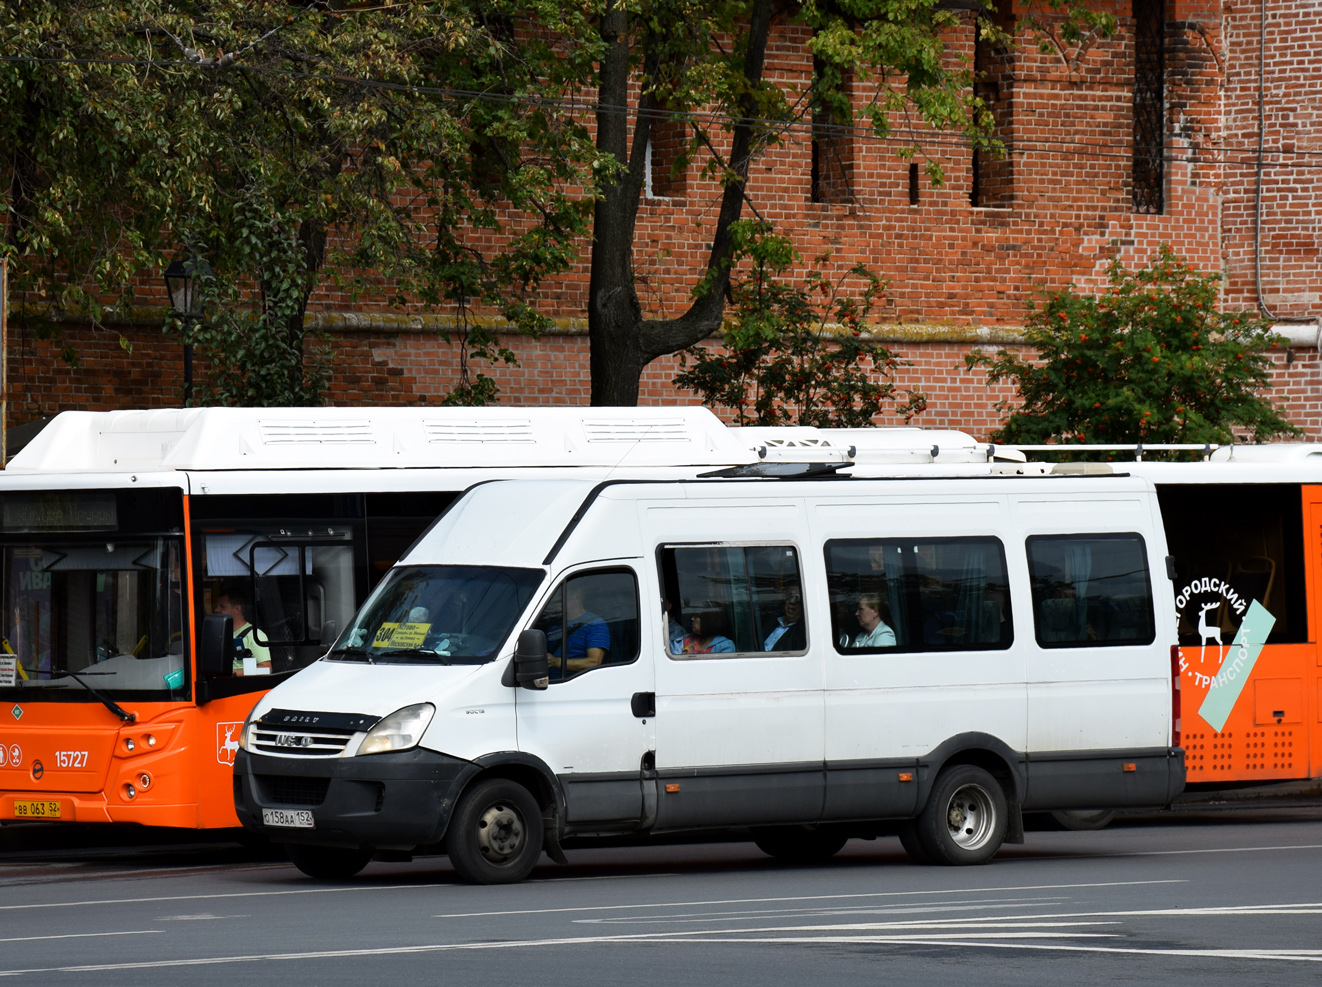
(331, 565, 544, 665)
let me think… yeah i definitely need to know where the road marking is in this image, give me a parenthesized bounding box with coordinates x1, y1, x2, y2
(432, 880, 1184, 919)
(0, 882, 457, 913)
(5, 924, 1321, 977)
(650, 935, 1322, 963)
(0, 931, 159, 944)
(576, 898, 1076, 924)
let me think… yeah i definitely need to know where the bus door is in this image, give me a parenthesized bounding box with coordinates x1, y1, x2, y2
(1303, 486, 1322, 781)
(1161, 484, 1312, 785)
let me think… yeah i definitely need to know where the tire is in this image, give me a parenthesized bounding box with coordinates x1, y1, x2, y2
(446, 778, 544, 885)
(285, 843, 372, 880)
(1049, 809, 1117, 831)
(913, 765, 1008, 866)
(752, 825, 848, 862)
(897, 822, 934, 865)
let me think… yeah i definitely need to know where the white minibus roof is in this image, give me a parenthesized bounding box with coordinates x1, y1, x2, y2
(6, 407, 758, 473)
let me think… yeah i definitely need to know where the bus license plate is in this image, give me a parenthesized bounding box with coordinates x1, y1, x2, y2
(262, 808, 314, 829)
(13, 800, 61, 819)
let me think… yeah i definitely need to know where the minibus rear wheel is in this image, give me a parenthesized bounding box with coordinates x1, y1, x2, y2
(285, 843, 373, 880)
(914, 765, 1007, 865)
(447, 778, 544, 884)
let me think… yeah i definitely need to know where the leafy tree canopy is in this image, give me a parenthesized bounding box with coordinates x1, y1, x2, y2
(2, 0, 1110, 407)
(966, 246, 1301, 446)
(674, 220, 925, 427)
(2, 0, 594, 405)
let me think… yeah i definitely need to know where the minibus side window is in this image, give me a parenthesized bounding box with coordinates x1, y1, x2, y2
(824, 537, 1013, 653)
(1026, 534, 1155, 648)
(532, 568, 640, 681)
(657, 545, 806, 657)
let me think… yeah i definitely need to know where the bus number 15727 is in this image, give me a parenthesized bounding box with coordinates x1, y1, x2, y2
(54, 751, 88, 768)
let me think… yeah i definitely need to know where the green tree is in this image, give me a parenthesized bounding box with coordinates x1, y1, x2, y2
(674, 221, 925, 426)
(965, 246, 1300, 445)
(2, 0, 593, 406)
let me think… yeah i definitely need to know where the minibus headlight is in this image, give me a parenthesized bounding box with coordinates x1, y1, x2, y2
(238, 714, 259, 753)
(355, 703, 435, 757)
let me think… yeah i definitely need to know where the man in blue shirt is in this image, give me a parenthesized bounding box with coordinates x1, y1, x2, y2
(548, 581, 610, 676)
(764, 584, 806, 651)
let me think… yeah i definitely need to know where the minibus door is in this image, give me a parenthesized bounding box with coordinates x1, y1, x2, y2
(516, 566, 656, 830)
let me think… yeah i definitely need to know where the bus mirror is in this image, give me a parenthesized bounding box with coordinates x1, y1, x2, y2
(514, 629, 549, 690)
(200, 615, 233, 679)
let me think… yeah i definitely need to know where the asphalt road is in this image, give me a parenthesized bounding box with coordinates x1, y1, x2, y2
(1, 807, 1320, 986)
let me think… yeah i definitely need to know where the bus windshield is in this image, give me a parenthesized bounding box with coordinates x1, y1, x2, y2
(332, 565, 544, 665)
(0, 536, 187, 701)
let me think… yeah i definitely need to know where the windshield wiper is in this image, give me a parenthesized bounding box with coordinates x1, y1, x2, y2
(49, 671, 136, 723)
(328, 647, 375, 663)
(374, 648, 453, 665)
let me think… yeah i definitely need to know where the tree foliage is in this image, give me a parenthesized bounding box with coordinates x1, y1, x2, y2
(2, 0, 593, 406)
(965, 246, 1300, 445)
(2, 1, 1116, 409)
(674, 221, 925, 427)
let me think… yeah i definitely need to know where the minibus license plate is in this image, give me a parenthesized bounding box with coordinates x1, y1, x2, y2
(13, 800, 61, 819)
(262, 808, 314, 829)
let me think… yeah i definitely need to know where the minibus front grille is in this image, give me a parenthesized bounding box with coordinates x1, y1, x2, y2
(256, 774, 332, 807)
(250, 726, 356, 757)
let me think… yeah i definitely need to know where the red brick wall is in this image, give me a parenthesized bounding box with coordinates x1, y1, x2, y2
(5, 3, 1319, 443)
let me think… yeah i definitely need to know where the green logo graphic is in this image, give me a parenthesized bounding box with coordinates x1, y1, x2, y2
(1197, 600, 1275, 733)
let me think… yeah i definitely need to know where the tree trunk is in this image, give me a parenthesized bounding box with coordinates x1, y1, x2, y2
(588, 0, 774, 406)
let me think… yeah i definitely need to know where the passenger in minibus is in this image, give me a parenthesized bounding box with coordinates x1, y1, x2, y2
(664, 598, 686, 654)
(763, 584, 806, 651)
(547, 581, 609, 676)
(215, 585, 271, 675)
(681, 607, 735, 655)
(839, 593, 896, 649)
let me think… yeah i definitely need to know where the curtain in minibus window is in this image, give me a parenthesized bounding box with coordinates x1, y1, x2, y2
(658, 545, 805, 657)
(1026, 534, 1155, 648)
(824, 537, 1013, 653)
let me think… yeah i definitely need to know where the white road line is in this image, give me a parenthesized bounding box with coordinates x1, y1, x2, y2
(575, 898, 1075, 924)
(1106, 843, 1322, 858)
(0, 931, 160, 945)
(651, 935, 1322, 963)
(432, 879, 1184, 919)
(0, 882, 456, 912)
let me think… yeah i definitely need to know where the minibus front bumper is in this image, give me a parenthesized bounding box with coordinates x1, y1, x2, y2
(233, 748, 479, 850)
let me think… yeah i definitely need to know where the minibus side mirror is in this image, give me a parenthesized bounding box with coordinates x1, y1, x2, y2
(200, 614, 233, 680)
(514, 629, 549, 690)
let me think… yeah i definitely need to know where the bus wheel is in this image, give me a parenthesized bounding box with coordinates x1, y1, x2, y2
(447, 779, 543, 885)
(1049, 809, 1116, 831)
(915, 765, 1007, 865)
(285, 843, 372, 880)
(752, 825, 847, 862)
(897, 822, 934, 865)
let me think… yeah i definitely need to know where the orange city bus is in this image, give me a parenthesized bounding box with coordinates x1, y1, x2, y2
(0, 407, 754, 829)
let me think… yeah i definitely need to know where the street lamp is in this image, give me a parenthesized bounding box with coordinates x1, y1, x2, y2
(163, 255, 212, 405)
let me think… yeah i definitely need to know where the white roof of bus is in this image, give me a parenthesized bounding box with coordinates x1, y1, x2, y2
(5, 407, 761, 473)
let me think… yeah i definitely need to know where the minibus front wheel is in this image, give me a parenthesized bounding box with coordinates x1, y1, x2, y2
(912, 765, 1007, 865)
(447, 778, 544, 884)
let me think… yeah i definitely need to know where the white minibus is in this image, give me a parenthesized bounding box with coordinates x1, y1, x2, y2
(234, 468, 1185, 882)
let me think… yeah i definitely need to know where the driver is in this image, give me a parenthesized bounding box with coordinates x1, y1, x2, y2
(215, 585, 271, 675)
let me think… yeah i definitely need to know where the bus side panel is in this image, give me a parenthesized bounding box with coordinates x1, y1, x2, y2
(196, 692, 270, 828)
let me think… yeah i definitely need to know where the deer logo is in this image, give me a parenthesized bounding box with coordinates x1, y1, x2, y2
(1197, 603, 1223, 665)
(217, 722, 244, 764)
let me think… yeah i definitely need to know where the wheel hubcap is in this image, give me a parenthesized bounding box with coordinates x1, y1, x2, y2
(475, 801, 525, 861)
(945, 783, 996, 851)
